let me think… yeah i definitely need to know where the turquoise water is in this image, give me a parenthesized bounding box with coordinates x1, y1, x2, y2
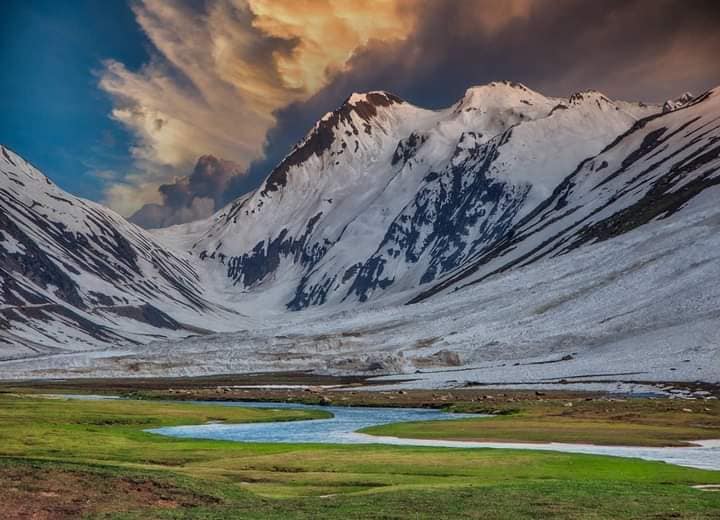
(148, 400, 477, 443)
(147, 400, 720, 471)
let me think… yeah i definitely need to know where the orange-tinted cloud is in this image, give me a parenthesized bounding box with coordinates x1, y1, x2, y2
(103, 0, 720, 222)
(100, 0, 417, 215)
(247, 0, 415, 90)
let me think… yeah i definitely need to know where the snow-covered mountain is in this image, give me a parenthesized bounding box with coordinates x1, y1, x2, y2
(177, 82, 659, 309)
(2, 81, 719, 384)
(412, 87, 720, 301)
(0, 146, 242, 359)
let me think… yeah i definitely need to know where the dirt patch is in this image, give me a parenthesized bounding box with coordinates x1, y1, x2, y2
(414, 349, 462, 368)
(0, 370, 381, 393)
(0, 464, 216, 519)
(140, 386, 610, 409)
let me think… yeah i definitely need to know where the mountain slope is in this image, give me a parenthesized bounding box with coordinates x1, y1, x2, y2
(0, 146, 241, 358)
(4, 183, 718, 384)
(179, 82, 659, 310)
(412, 87, 720, 301)
(334, 90, 648, 305)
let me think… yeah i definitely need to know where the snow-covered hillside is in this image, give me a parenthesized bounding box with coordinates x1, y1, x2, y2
(413, 87, 720, 301)
(2, 186, 719, 387)
(0, 146, 243, 359)
(175, 82, 659, 309)
(1, 81, 718, 387)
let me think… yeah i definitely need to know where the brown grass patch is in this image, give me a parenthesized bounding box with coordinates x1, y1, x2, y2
(0, 464, 216, 519)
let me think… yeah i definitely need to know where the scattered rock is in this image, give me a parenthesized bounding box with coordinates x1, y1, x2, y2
(414, 349, 462, 368)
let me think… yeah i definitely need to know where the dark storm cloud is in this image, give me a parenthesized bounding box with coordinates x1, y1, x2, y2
(130, 155, 245, 228)
(231, 0, 720, 209)
(334, 0, 720, 105)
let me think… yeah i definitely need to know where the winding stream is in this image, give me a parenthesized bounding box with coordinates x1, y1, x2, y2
(147, 400, 720, 471)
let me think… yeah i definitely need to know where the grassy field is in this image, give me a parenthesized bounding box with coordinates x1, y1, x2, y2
(362, 397, 720, 446)
(0, 393, 719, 519)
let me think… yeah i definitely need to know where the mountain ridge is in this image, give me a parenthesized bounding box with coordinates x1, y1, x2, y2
(182, 82, 661, 309)
(1, 81, 718, 383)
(0, 145, 244, 358)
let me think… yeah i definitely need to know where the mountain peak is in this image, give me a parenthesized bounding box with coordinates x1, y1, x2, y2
(663, 92, 695, 112)
(465, 80, 531, 93)
(1, 144, 23, 168)
(339, 90, 405, 121)
(261, 91, 405, 196)
(568, 90, 612, 105)
(457, 81, 546, 112)
(462, 80, 532, 97)
(1, 144, 51, 185)
(345, 90, 405, 107)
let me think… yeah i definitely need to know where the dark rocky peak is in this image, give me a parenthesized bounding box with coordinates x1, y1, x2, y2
(344, 91, 405, 120)
(677, 92, 694, 103)
(663, 92, 695, 113)
(261, 91, 404, 196)
(568, 90, 612, 105)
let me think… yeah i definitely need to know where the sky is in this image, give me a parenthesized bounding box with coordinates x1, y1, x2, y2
(2, 0, 720, 228)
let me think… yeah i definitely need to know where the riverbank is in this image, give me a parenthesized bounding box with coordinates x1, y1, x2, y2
(1, 393, 719, 519)
(2, 370, 718, 402)
(3, 373, 719, 447)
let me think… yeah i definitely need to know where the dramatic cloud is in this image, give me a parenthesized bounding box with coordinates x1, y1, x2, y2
(247, 0, 720, 194)
(129, 155, 243, 228)
(100, 0, 415, 216)
(304, 0, 720, 105)
(103, 0, 720, 225)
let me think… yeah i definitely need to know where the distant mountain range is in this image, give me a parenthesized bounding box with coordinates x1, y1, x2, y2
(1, 81, 719, 384)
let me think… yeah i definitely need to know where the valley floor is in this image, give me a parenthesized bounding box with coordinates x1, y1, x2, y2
(1, 384, 719, 519)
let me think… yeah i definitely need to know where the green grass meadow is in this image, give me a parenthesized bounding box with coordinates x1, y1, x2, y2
(1, 393, 719, 519)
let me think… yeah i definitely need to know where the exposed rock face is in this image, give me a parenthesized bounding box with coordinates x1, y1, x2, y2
(261, 91, 404, 195)
(663, 92, 694, 113)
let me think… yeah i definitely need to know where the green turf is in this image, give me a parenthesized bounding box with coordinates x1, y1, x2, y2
(362, 398, 720, 446)
(1, 393, 719, 519)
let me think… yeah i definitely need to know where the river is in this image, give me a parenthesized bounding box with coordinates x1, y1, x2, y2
(147, 400, 720, 471)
